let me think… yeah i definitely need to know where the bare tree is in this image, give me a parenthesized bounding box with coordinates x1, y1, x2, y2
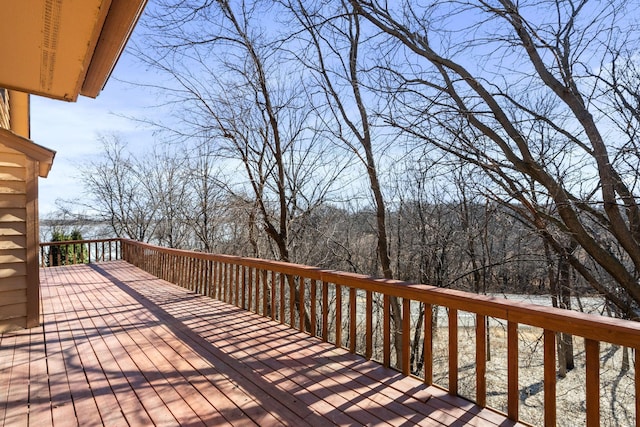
(351, 0, 640, 317)
(283, 0, 411, 367)
(81, 134, 159, 242)
(141, 146, 191, 248)
(138, 1, 346, 265)
(180, 142, 227, 252)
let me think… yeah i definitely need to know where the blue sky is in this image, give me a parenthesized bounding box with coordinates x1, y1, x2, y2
(31, 51, 156, 216)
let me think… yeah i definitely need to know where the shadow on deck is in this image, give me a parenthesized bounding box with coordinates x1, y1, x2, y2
(1, 261, 522, 426)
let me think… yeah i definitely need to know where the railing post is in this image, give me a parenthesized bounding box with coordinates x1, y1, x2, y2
(585, 339, 600, 427)
(544, 329, 556, 426)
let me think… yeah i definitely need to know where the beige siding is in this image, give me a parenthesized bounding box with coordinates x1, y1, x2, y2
(0, 142, 28, 332)
(0, 276, 27, 292)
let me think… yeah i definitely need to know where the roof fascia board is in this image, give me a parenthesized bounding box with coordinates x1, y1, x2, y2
(81, 0, 148, 98)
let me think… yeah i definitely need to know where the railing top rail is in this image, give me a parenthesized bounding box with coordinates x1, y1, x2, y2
(120, 238, 640, 348)
(40, 238, 121, 247)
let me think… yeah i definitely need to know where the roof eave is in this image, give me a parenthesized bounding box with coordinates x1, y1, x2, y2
(0, 128, 56, 178)
(80, 0, 148, 99)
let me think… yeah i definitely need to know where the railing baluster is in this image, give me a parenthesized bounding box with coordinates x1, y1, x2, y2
(185, 256, 190, 289)
(212, 261, 218, 299)
(222, 263, 228, 303)
(349, 287, 356, 353)
(225, 262, 230, 302)
(424, 303, 433, 385)
(217, 261, 222, 300)
(248, 267, 254, 312)
(383, 294, 390, 368)
(585, 339, 600, 427)
(544, 329, 556, 426)
(402, 298, 411, 376)
(476, 314, 486, 407)
(633, 346, 640, 427)
(262, 270, 268, 316)
(299, 277, 305, 333)
(279, 273, 285, 324)
(289, 275, 295, 328)
(449, 308, 458, 394)
(235, 264, 241, 307)
(310, 279, 317, 337)
(366, 290, 372, 359)
(241, 265, 246, 309)
(336, 284, 342, 348)
(322, 281, 329, 342)
(271, 271, 277, 321)
(192, 257, 197, 291)
(508, 321, 519, 421)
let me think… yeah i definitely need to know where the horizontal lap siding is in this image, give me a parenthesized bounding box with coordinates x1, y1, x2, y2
(0, 143, 27, 332)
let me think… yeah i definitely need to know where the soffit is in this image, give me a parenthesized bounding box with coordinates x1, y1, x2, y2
(0, 0, 146, 101)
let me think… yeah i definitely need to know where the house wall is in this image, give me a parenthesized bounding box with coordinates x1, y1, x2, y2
(0, 89, 39, 332)
(0, 145, 29, 331)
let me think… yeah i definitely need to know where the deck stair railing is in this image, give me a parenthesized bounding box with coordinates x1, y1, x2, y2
(39, 238, 640, 426)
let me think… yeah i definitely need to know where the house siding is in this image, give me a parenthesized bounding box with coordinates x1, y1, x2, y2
(0, 142, 30, 331)
(0, 91, 30, 331)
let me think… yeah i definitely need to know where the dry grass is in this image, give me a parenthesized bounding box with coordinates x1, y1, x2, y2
(426, 322, 636, 426)
(320, 291, 635, 426)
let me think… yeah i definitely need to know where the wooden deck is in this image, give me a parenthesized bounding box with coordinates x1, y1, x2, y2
(0, 261, 522, 426)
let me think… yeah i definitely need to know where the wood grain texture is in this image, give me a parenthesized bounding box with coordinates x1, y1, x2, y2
(0, 261, 525, 426)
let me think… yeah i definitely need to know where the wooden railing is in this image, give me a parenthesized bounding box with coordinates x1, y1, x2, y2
(42, 238, 639, 426)
(39, 238, 121, 267)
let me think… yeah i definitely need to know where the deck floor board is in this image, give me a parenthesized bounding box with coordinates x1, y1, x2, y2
(0, 261, 523, 426)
